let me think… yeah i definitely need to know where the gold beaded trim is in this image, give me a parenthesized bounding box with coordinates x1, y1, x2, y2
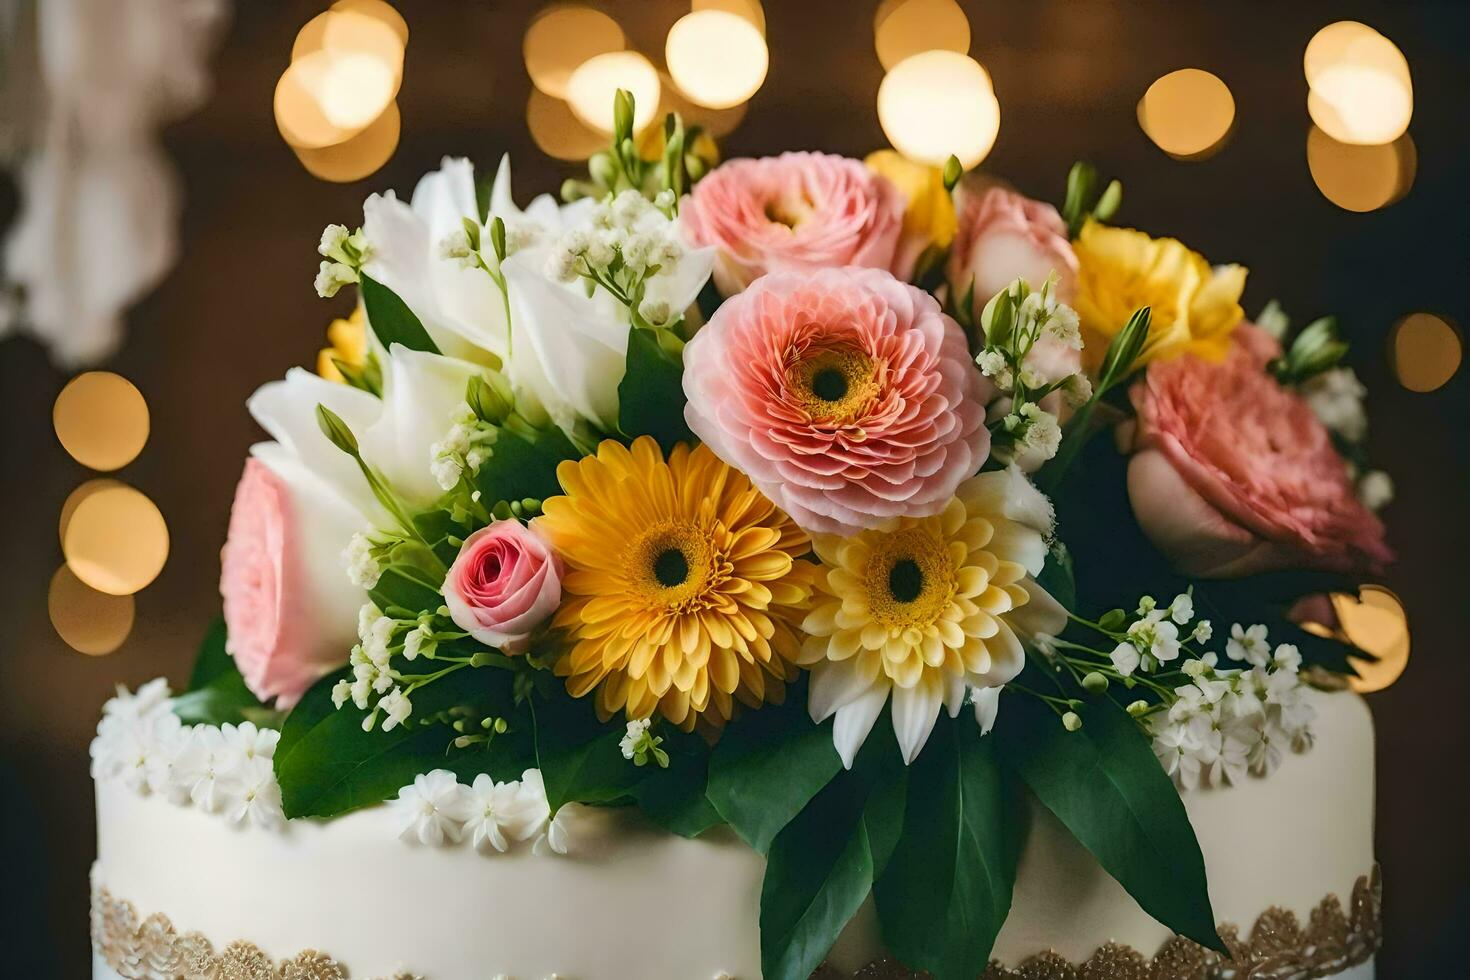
(90, 879, 422, 980)
(93, 866, 1379, 980)
(817, 866, 1382, 980)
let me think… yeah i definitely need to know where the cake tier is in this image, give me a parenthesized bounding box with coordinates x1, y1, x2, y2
(91, 688, 1378, 979)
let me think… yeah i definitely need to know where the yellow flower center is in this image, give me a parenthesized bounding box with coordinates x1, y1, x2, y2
(863, 525, 955, 631)
(790, 345, 881, 424)
(626, 521, 723, 613)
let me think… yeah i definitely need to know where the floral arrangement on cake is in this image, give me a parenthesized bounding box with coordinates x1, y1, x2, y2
(99, 92, 1394, 980)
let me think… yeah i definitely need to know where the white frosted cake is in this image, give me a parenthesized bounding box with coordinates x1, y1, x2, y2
(89, 89, 1393, 980)
(90, 686, 1378, 979)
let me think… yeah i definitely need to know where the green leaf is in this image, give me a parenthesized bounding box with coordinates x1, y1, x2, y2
(172, 618, 267, 726)
(360, 274, 440, 354)
(530, 695, 645, 813)
(706, 695, 843, 854)
(760, 733, 907, 980)
(473, 424, 579, 507)
(276, 712, 458, 819)
(875, 718, 1023, 980)
(1036, 539, 1077, 613)
(630, 730, 723, 838)
(185, 617, 233, 689)
(368, 564, 443, 617)
(618, 325, 695, 452)
(994, 692, 1225, 952)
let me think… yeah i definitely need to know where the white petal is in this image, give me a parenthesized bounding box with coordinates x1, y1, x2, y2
(246, 368, 382, 514)
(892, 677, 945, 765)
(973, 686, 1002, 735)
(831, 684, 890, 770)
(501, 249, 629, 432)
(808, 659, 880, 724)
(359, 346, 486, 508)
(1007, 576, 1069, 641)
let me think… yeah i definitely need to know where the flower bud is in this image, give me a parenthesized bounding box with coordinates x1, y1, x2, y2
(1062, 711, 1083, 732)
(1126, 699, 1150, 717)
(1082, 671, 1109, 693)
(315, 404, 360, 456)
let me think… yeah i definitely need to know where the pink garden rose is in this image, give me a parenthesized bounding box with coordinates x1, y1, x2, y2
(682, 266, 992, 534)
(946, 178, 1078, 307)
(1126, 340, 1393, 578)
(680, 152, 906, 295)
(444, 521, 563, 654)
(220, 457, 365, 708)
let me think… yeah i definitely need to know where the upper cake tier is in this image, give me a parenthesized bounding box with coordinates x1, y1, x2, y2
(90, 685, 1377, 980)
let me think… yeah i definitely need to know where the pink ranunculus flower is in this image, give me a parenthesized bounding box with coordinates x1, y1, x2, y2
(680, 151, 906, 295)
(682, 266, 992, 535)
(1125, 340, 1393, 578)
(946, 178, 1078, 309)
(220, 457, 366, 708)
(444, 521, 563, 654)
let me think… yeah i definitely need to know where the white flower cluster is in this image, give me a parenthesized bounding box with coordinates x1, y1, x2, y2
(429, 401, 498, 491)
(389, 767, 578, 856)
(90, 679, 285, 829)
(976, 274, 1089, 469)
(334, 603, 417, 732)
(545, 189, 685, 324)
(341, 532, 384, 590)
(315, 223, 370, 298)
(1108, 593, 1202, 675)
(1296, 365, 1393, 513)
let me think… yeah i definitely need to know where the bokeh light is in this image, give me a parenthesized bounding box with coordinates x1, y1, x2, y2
(878, 51, 999, 168)
(293, 101, 402, 182)
(1137, 69, 1235, 159)
(694, 0, 766, 35)
(666, 10, 769, 110)
(528, 88, 612, 161)
(1391, 313, 1461, 393)
(329, 0, 408, 46)
(276, 50, 395, 149)
(567, 51, 661, 134)
(1334, 587, 1410, 693)
(1307, 126, 1415, 212)
(53, 372, 150, 471)
(523, 5, 625, 100)
(48, 564, 135, 656)
(62, 483, 170, 596)
(656, 72, 749, 138)
(1304, 21, 1412, 145)
(292, 8, 405, 91)
(874, 0, 970, 71)
(59, 479, 125, 548)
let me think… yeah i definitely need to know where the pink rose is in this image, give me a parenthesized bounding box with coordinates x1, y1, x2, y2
(680, 151, 906, 295)
(220, 457, 366, 708)
(682, 266, 992, 534)
(1125, 342, 1393, 578)
(444, 521, 563, 654)
(946, 178, 1078, 307)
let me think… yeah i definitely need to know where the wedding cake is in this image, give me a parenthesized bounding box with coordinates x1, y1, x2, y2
(90, 93, 1390, 979)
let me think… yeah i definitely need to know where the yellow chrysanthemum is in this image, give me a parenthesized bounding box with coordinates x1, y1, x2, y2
(535, 436, 817, 730)
(865, 149, 958, 251)
(316, 306, 368, 383)
(1073, 220, 1247, 372)
(798, 469, 1063, 766)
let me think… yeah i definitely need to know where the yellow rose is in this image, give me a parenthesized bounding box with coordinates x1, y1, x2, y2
(864, 149, 956, 277)
(316, 306, 368, 383)
(1074, 221, 1246, 371)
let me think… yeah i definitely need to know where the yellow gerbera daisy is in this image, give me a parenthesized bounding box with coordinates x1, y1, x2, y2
(1073, 220, 1247, 372)
(798, 468, 1066, 766)
(534, 436, 817, 730)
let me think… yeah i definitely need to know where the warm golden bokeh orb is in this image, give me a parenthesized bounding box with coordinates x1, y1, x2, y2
(53, 372, 150, 471)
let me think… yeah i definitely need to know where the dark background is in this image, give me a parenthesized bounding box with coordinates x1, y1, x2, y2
(2, 2, 1466, 976)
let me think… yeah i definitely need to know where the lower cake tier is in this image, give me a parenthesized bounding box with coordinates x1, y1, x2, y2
(91, 688, 1379, 980)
